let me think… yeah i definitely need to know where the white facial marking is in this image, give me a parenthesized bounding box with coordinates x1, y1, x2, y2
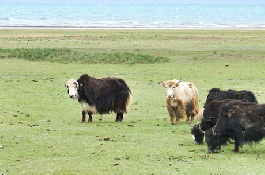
(166, 86, 175, 98)
(164, 82, 178, 99)
(65, 79, 79, 99)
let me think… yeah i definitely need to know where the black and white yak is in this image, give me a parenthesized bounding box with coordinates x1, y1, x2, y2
(65, 74, 132, 123)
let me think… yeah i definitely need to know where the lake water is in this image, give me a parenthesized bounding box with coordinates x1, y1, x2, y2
(1, 3, 265, 29)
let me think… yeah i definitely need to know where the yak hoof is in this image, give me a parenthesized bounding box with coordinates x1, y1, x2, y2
(206, 150, 213, 154)
(232, 149, 239, 153)
(194, 141, 203, 145)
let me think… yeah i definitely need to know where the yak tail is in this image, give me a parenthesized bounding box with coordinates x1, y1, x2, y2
(125, 92, 133, 113)
(193, 94, 200, 114)
(192, 87, 200, 114)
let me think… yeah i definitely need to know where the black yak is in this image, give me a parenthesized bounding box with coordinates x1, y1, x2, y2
(191, 88, 258, 145)
(205, 88, 258, 106)
(192, 99, 245, 145)
(205, 101, 265, 153)
(65, 74, 132, 123)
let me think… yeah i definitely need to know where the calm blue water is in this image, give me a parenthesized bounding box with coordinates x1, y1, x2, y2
(1, 3, 265, 29)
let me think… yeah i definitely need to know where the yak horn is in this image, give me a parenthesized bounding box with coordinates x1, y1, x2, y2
(212, 126, 219, 136)
(178, 77, 181, 83)
(160, 79, 165, 87)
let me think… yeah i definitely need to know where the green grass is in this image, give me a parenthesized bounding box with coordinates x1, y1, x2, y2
(0, 48, 169, 64)
(0, 29, 265, 174)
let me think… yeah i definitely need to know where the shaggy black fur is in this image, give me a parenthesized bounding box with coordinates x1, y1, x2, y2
(77, 74, 131, 123)
(205, 88, 258, 107)
(201, 99, 244, 131)
(191, 124, 204, 144)
(192, 89, 257, 145)
(191, 99, 242, 144)
(205, 101, 265, 153)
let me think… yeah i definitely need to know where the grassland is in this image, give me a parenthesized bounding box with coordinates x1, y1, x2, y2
(0, 29, 265, 174)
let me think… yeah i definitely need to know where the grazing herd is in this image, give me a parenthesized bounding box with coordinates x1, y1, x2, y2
(191, 88, 264, 153)
(66, 74, 265, 154)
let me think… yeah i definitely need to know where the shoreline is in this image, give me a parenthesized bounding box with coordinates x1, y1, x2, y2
(1, 26, 265, 30)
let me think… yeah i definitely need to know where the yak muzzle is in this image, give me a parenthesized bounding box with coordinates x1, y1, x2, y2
(69, 95, 76, 98)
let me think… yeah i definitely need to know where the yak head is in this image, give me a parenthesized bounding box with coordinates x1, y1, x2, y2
(65, 78, 79, 99)
(200, 117, 214, 131)
(162, 79, 181, 100)
(205, 88, 221, 105)
(205, 128, 221, 153)
(191, 124, 205, 145)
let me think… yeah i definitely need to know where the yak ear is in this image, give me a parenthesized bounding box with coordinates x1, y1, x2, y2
(175, 78, 181, 87)
(72, 82, 79, 87)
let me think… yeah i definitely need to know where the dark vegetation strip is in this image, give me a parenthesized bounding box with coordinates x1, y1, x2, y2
(0, 48, 169, 64)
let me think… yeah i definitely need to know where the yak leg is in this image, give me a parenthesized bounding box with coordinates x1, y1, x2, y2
(88, 111, 93, 123)
(186, 114, 195, 123)
(232, 141, 240, 153)
(81, 111, 86, 123)
(185, 115, 190, 123)
(167, 107, 176, 124)
(175, 116, 180, 124)
(167, 105, 174, 124)
(119, 113, 123, 122)
(168, 114, 174, 124)
(115, 113, 123, 122)
(177, 99, 187, 122)
(175, 112, 180, 124)
(190, 114, 195, 122)
(115, 113, 119, 122)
